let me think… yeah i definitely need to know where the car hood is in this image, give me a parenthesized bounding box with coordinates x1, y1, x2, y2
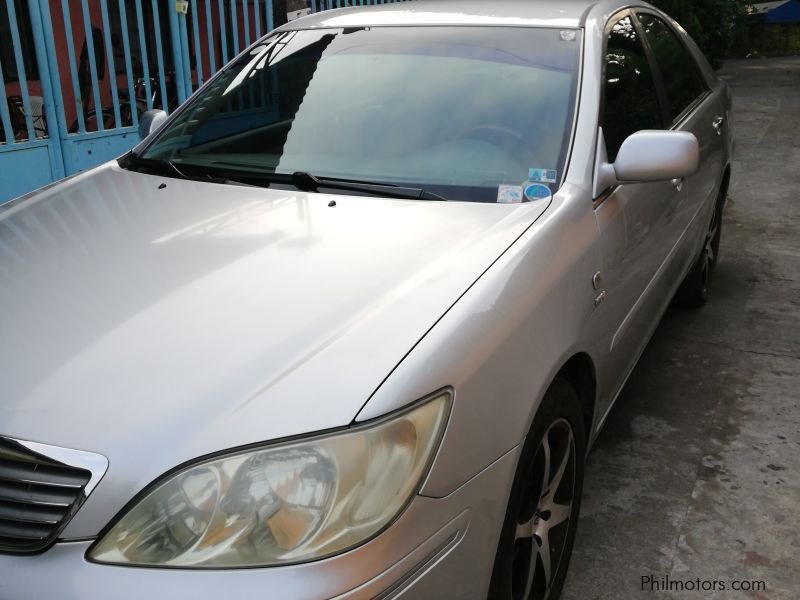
(0, 163, 548, 536)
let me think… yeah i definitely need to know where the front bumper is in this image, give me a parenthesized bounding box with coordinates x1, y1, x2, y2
(0, 447, 519, 600)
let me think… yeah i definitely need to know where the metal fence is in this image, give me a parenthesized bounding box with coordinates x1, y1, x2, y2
(0, 0, 409, 203)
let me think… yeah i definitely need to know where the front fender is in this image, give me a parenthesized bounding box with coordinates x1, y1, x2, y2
(356, 184, 603, 498)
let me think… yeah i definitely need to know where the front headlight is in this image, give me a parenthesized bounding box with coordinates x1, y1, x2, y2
(88, 392, 449, 568)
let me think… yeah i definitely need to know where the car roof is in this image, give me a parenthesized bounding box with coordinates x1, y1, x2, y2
(284, 0, 615, 30)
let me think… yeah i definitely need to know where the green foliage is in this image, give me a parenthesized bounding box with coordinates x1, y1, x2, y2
(650, 0, 749, 64)
(730, 20, 800, 57)
(761, 23, 800, 53)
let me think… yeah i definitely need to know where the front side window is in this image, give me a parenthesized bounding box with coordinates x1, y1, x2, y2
(602, 16, 663, 161)
(136, 26, 582, 203)
(637, 14, 707, 123)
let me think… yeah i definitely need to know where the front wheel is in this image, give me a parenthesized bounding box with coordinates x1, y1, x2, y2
(488, 379, 586, 600)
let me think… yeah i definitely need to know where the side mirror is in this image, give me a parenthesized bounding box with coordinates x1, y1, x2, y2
(594, 130, 700, 195)
(138, 109, 168, 141)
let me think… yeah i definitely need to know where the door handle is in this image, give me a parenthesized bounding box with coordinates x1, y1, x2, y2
(671, 178, 684, 192)
(712, 117, 725, 135)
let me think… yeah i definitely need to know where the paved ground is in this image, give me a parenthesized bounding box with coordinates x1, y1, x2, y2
(562, 57, 800, 599)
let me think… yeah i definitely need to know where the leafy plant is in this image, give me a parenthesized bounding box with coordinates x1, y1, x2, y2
(650, 0, 749, 65)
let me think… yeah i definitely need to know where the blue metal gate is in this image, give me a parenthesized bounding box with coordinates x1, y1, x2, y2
(1, 0, 66, 199)
(0, 0, 409, 204)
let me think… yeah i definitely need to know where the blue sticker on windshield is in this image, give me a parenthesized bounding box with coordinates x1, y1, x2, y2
(524, 183, 552, 202)
(529, 169, 558, 184)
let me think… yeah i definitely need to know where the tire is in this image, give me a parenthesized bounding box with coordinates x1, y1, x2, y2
(674, 191, 724, 308)
(488, 379, 587, 600)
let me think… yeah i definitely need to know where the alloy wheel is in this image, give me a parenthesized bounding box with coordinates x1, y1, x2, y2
(511, 419, 576, 600)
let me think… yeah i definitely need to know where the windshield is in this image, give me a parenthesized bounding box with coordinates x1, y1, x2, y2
(137, 26, 582, 203)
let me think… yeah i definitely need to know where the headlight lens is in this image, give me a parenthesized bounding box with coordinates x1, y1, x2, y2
(89, 393, 449, 568)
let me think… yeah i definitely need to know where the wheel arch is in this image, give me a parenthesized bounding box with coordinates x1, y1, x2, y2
(554, 352, 597, 443)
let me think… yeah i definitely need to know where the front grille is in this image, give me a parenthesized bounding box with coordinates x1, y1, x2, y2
(0, 437, 95, 554)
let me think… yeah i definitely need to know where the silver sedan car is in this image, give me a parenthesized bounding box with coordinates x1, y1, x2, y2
(0, 1, 732, 598)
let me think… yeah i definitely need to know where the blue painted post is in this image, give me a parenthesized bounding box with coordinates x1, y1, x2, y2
(151, 0, 170, 110)
(242, 0, 250, 46)
(230, 0, 239, 54)
(191, 0, 204, 86)
(80, 0, 105, 130)
(0, 54, 15, 145)
(25, 0, 66, 177)
(117, 0, 139, 126)
(254, 0, 261, 38)
(168, 2, 189, 104)
(266, 0, 273, 31)
(134, 0, 153, 111)
(205, 0, 217, 74)
(6, 0, 35, 141)
(99, 0, 122, 128)
(176, 7, 193, 98)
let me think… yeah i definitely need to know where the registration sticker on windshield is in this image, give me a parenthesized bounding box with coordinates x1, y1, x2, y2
(524, 183, 553, 202)
(528, 168, 558, 184)
(560, 30, 578, 42)
(497, 185, 523, 204)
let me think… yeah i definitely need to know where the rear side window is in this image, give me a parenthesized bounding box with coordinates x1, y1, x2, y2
(602, 16, 663, 161)
(638, 14, 707, 122)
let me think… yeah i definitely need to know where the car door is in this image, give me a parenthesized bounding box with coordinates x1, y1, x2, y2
(635, 10, 728, 273)
(592, 12, 690, 420)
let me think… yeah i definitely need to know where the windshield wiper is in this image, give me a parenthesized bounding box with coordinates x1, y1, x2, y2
(160, 159, 191, 180)
(119, 154, 254, 187)
(120, 155, 446, 200)
(289, 171, 448, 201)
(197, 167, 447, 201)
(120, 153, 188, 178)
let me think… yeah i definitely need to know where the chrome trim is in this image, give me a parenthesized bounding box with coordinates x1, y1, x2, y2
(8, 437, 108, 497)
(0, 435, 108, 553)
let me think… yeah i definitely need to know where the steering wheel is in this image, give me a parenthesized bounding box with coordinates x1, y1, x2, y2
(465, 125, 542, 165)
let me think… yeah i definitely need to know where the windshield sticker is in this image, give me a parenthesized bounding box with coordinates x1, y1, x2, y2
(524, 183, 553, 202)
(497, 185, 523, 204)
(528, 169, 558, 184)
(560, 30, 578, 42)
